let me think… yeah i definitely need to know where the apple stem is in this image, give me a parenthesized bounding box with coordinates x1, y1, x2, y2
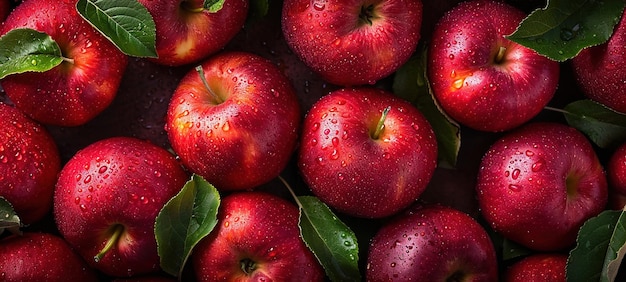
(93, 224, 125, 263)
(62, 57, 75, 64)
(240, 258, 257, 275)
(372, 106, 391, 140)
(494, 46, 507, 64)
(195, 65, 223, 104)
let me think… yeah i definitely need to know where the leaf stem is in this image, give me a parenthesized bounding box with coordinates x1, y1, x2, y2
(195, 65, 223, 104)
(94, 224, 125, 263)
(372, 106, 391, 140)
(278, 175, 303, 209)
(544, 106, 570, 115)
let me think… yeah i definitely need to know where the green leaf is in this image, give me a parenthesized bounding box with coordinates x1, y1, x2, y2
(501, 238, 533, 261)
(0, 28, 63, 79)
(558, 99, 626, 149)
(0, 197, 21, 236)
(506, 0, 625, 62)
(155, 174, 220, 277)
(203, 0, 225, 12)
(603, 209, 626, 282)
(298, 196, 361, 282)
(566, 210, 624, 282)
(248, 0, 270, 21)
(392, 44, 461, 168)
(76, 0, 157, 58)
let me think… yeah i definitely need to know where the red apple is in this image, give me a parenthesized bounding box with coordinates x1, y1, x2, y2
(54, 136, 188, 277)
(191, 191, 325, 281)
(366, 204, 498, 281)
(0, 232, 99, 281)
(0, 103, 60, 224)
(165, 51, 301, 191)
(476, 122, 607, 251)
(572, 9, 626, 114)
(298, 87, 438, 218)
(0, 0, 128, 126)
(137, 0, 248, 66)
(0, 0, 10, 23)
(608, 142, 626, 209)
(281, 0, 423, 86)
(427, 0, 559, 132)
(504, 253, 567, 282)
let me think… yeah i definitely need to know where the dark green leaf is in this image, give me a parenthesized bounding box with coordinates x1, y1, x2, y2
(203, 0, 225, 12)
(506, 0, 625, 62)
(76, 0, 157, 58)
(0, 28, 63, 79)
(560, 99, 626, 149)
(392, 44, 461, 168)
(298, 196, 361, 282)
(602, 209, 626, 282)
(501, 238, 533, 261)
(248, 0, 270, 21)
(567, 210, 622, 282)
(155, 174, 220, 277)
(0, 197, 21, 236)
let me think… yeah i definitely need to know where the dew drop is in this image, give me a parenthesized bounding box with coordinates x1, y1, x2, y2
(83, 175, 92, 184)
(312, 0, 326, 11)
(511, 169, 520, 180)
(98, 166, 107, 174)
(452, 78, 464, 89)
(331, 137, 339, 147)
(508, 184, 521, 192)
(222, 122, 230, 132)
(531, 160, 545, 172)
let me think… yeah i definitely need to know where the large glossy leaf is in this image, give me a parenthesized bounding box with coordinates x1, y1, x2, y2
(0, 197, 21, 236)
(155, 174, 220, 277)
(76, 0, 157, 58)
(392, 45, 461, 168)
(298, 196, 361, 282)
(559, 100, 626, 149)
(567, 210, 625, 282)
(507, 0, 625, 62)
(0, 28, 63, 79)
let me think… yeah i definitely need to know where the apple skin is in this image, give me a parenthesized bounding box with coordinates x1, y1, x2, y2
(137, 0, 248, 66)
(165, 51, 301, 191)
(298, 87, 438, 218)
(0, 103, 61, 224)
(0, 0, 10, 23)
(53, 136, 188, 277)
(366, 204, 498, 281)
(476, 122, 607, 251)
(191, 191, 325, 281)
(608, 142, 626, 209)
(281, 0, 423, 86)
(572, 9, 626, 114)
(504, 253, 567, 282)
(0, 0, 128, 126)
(427, 0, 559, 132)
(0, 232, 99, 282)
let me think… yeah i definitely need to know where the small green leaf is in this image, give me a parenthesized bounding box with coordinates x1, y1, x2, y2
(392, 45, 461, 168)
(506, 0, 625, 61)
(298, 196, 361, 282)
(559, 99, 626, 149)
(567, 210, 624, 282)
(0, 28, 63, 79)
(0, 197, 21, 236)
(155, 174, 220, 277)
(76, 0, 157, 58)
(203, 0, 225, 12)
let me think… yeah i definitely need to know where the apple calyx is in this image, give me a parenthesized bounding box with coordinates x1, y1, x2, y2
(566, 173, 581, 198)
(240, 258, 257, 275)
(371, 106, 391, 140)
(93, 223, 125, 263)
(195, 65, 224, 104)
(359, 4, 378, 26)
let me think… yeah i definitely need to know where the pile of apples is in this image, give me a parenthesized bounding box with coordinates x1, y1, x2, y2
(1, 0, 626, 281)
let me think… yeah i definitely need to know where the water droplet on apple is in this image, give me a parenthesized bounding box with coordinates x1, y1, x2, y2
(382, 152, 391, 159)
(452, 78, 464, 89)
(448, 54, 455, 60)
(323, 128, 330, 135)
(84, 175, 92, 184)
(531, 160, 545, 172)
(222, 122, 230, 132)
(331, 137, 339, 147)
(508, 184, 522, 191)
(511, 169, 520, 180)
(98, 166, 107, 174)
(330, 149, 339, 160)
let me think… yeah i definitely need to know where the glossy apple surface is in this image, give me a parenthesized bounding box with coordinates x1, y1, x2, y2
(281, 0, 423, 86)
(504, 253, 567, 282)
(138, 0, 248, 66)
(0, 0, 128, 126)
(608, 142, 626, 209)
(428, 0, 559, 132)
(366, 204, 498, 281)
(477, 122, 607, 251)
(0, 103, 60, 224)
(54, 137, 188, 277)
(166, 51, 301, 191)
(192, 191, 325, 281)
(298, 87, 438, 218)
(0, 232, 99, 282)
(572, 9, 626, 114)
